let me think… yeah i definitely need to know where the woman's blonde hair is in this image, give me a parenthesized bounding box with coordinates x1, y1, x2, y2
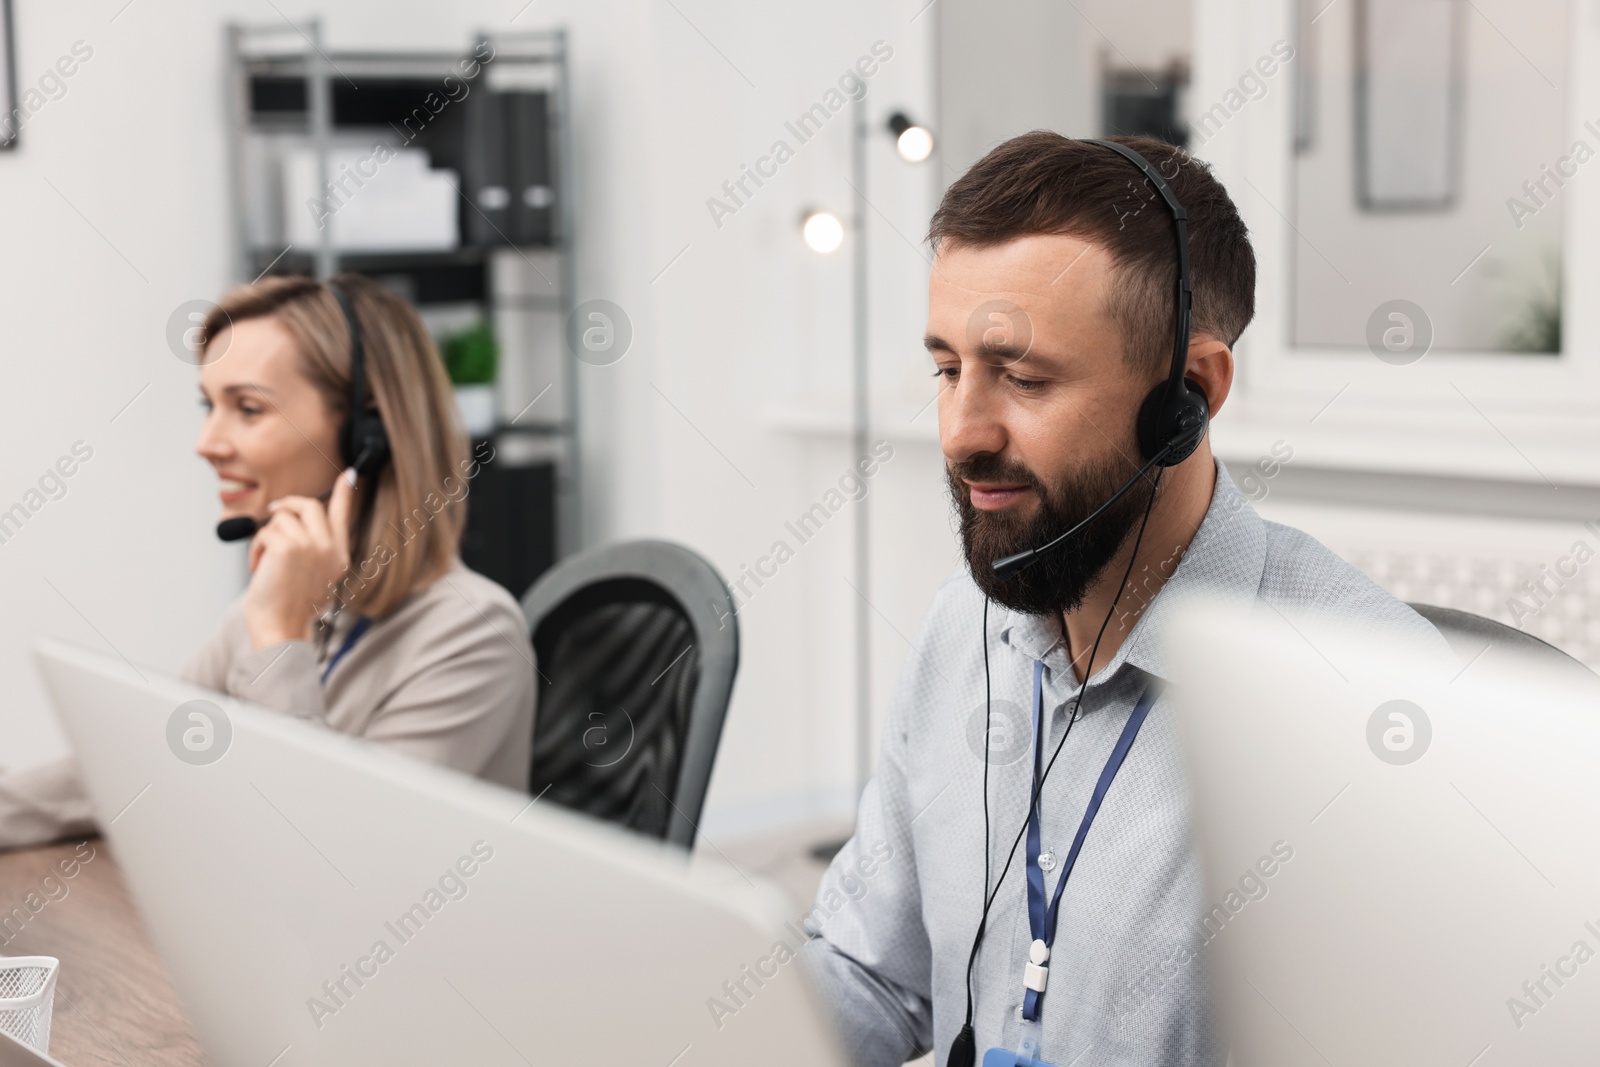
(202, 272, 471, 619)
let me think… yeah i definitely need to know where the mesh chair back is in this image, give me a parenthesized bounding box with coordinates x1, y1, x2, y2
(1408, 602, 1596, 685)
(522, 542, 738, 847)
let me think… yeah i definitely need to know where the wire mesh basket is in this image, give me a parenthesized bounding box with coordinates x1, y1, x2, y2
(0, 956, 59, 1053)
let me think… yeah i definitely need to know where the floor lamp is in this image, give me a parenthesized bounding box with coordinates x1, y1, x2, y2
(802, 103, 935, 859)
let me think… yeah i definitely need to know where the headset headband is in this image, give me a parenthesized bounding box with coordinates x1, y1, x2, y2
(326, 281, 369, 418)
(325, 277, 390, 477)
(1080, 138, 1194, 409)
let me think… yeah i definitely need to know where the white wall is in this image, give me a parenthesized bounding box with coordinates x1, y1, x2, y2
(936, 0, 1095, 180)
(583, 0, 951, 833)
(2, 0, 241, 767)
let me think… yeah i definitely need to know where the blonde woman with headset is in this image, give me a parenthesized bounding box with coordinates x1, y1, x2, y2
(0, 274, 536, 847)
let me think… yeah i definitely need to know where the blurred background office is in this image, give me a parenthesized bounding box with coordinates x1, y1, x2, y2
(1, 0, 1591, 860)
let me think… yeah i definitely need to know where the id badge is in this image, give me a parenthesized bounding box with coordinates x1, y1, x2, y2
(980, 1050, 1060, 1067)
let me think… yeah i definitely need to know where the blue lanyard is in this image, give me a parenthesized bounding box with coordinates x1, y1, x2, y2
(1021, 658, 1156, 1022)
(320, 616, 371, 685)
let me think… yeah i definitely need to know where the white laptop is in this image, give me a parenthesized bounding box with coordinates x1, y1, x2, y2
(0, 1031, 65, 1067)
(35, 638, 847, 1067)
(1164, 602, 1600, 1066)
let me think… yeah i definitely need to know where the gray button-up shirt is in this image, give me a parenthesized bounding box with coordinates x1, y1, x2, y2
(806, 460, 1448, 1066)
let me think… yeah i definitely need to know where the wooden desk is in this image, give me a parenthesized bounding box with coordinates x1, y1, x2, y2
(0, 838, 205, 1066)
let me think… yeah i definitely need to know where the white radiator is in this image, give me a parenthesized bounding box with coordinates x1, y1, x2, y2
(1253, 500, 1600, 670)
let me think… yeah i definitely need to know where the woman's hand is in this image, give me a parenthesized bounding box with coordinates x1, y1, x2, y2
(244, 469, 358, 650)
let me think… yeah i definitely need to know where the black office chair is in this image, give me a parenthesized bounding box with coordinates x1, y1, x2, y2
(520, 540, 739, 848)
(1408, 602, 1596, 684)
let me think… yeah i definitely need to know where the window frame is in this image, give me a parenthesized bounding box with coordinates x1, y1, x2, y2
(1192, 0, 1600, 485)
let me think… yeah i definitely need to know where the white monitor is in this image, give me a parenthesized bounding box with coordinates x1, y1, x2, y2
(0, 1030, 65, 1067)
(35, 638, 846, 1067)
(1165, 601, 1600, 1066)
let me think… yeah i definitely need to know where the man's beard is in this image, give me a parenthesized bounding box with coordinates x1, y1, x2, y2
(949, 449, 1156, 616)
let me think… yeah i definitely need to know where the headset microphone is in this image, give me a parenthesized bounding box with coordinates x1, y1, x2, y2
(988, 138, 1209, 584)
(989, 443, 1174, 581)
(209, 470, 360, 543)
(216, 515, 260, 542)
(213, 276, 391, 543)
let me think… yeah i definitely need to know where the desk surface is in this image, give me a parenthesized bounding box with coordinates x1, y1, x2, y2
(0, 838, 205, 1066)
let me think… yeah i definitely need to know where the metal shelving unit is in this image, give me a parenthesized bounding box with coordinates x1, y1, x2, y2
(223, 21, 581, 590)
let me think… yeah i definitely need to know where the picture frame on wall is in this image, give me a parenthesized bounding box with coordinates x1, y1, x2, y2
(0, 0, 15, 150)
(1354, 0, 1463, 210)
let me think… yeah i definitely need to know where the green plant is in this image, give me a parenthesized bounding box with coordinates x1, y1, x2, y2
(1501, 252, 1561, 355)
(441, 321, 498, 385)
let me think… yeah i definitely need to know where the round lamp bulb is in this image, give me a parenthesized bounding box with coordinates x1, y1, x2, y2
(896, 125, 934, 163)
(802, 211, 845, 254)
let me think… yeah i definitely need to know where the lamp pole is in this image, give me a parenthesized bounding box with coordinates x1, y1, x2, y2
(800, 109, 933, 853)
(851, 96, 872, 799)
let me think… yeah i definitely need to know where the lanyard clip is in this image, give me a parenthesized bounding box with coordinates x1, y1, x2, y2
(1023, 938, 1050, 993)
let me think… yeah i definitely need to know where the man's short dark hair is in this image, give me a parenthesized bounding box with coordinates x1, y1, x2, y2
(927, 131, 1256, 377)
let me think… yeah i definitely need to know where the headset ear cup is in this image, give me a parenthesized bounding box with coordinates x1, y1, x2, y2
(343, 413, 391, 475)
(1135, 383, 1165, 462)
(1137, 379, 1210, 466)
(369, 422, 392, 473)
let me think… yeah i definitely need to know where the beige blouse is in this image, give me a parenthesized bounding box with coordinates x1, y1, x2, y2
(0, 559, 536, 848)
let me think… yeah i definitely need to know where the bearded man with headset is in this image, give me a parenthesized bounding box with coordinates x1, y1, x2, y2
(803, 132, 1450, 1067)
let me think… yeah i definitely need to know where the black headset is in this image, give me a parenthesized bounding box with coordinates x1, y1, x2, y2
(948, 138, 1206, 1067)
(990, 138, 1209, 582)
(214, 277, 390, 543)
(327, 278, 392, 478)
